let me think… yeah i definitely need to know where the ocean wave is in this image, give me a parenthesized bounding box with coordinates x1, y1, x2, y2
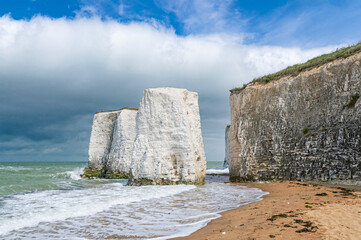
(206, 167, 229, 175)
(0, 166, 35, 171)
(0, 182, 267, 240)
(0, 183, 196, 236)
(53, 167, 85, 180)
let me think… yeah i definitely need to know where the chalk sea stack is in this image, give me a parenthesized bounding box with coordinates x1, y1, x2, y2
(128, 88, 206, 185)
(87, 110, 121, 170)
(84, 87, 206, 185)
(106, 109, 138, 175)
(229, 49, 361, 182)
(84, 108, 137, 179)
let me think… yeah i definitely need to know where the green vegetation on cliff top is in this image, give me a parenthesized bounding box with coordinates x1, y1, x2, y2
(230, 42, 361, 93)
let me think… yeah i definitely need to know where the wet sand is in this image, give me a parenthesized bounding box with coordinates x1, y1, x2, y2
(173, 180, 361, 240)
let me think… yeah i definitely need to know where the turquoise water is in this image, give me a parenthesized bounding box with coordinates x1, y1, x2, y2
(0, 161, 224, 197)
(0, 161, 265, 239)
(206, 161, 224, 169)
(0, 161, 87, 197)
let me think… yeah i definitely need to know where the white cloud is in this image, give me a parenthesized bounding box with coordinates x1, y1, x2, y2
(74, 5, 99, 18)
(118, 3, 125, 16)
(0, 15, 337, 161)
(155, 0, 246, 34)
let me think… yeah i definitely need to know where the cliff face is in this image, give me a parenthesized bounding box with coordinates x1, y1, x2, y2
(88, 109, 137, 176)
(88, 111, 121, 170)
(230, 52, 361, 182)
(106, 109, 137, 175)
(86, 87, 206, 185)
(129, 88, 206, 185)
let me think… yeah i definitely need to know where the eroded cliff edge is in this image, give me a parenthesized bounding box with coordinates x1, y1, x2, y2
(229, 52, 361, 182)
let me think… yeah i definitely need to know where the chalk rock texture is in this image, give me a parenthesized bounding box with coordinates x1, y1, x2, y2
(106, 109, 138, 174)
(129, 88, 206, 185)
(88, 110, 121, 170)
(88, 109, 137, 176)
(224, 125, 230, 167)
(229, 52, 361, 182)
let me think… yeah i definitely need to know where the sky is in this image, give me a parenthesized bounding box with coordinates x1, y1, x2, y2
(1, 0, 361, 162)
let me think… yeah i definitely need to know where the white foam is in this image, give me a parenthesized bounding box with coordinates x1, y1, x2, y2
(64, 167, 84, 180)
(0, 183, 196, 236)
(1, 181, 267, 240)
(0, 166, 32, 171)
(206, 167, 229, 174)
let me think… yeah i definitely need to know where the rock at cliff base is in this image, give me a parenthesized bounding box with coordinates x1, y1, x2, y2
(129, 88, 206, 185)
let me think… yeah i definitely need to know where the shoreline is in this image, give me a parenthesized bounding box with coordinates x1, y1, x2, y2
(173, 180, 361, 240)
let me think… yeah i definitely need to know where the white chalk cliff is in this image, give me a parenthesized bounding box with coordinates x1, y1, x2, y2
(87, 88, 206, 185)
(106, 109, 138, 174)
(129, 88, 206, 185)
(88, 110, 120, 170)
(88, 108, 137, 176)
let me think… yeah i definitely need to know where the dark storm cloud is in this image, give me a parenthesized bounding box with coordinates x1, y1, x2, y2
(0, 15, 336, 161)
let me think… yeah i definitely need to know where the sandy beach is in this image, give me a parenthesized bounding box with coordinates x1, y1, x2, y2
(174, 180, 361, 240)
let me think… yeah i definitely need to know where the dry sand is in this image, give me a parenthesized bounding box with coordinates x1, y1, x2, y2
(173, 180, 361, 240)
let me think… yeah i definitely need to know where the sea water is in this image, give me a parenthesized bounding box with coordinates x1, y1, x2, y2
(0, 161, 266, 239)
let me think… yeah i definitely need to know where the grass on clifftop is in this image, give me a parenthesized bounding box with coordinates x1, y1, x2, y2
(230, 42, 361, 93)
